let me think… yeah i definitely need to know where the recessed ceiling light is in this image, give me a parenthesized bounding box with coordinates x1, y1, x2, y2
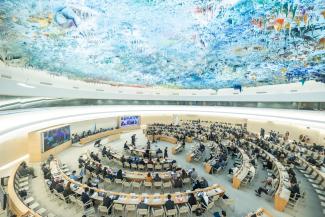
(17, 82, 35, 89)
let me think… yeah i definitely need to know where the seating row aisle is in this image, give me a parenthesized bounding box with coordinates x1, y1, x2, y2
(247, 142, 291, 211)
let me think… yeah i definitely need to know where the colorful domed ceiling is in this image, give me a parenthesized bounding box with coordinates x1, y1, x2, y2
(0, 0, 324, 89)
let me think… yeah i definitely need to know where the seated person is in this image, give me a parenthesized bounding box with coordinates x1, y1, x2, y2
(103, 194, 118, 214)
(55, 180, 65, 193)
(81, 187, 91, 205)
(146, 173, 153, 182)
(116, 169, 124, 180)
(255, 175, 276, 197)
(153, 173, 161, 182)
(198, 192, 209, 208)
(199, 177, 209, 188)
(190, 168, 198, 180)
(173, 176, 183, 188)
(192, 180, 201, 191)
(70, 170, 82, 182)
(188, 193, 198, 207)
(164, 194, 175, 210)
(289, 183, 300, 199)
(19, 162, 36, 178)
(156, 148, 163, 156)
(124, 141, 130, 150)
(63, 181, 74, 197)
(137, 198, 148, 210)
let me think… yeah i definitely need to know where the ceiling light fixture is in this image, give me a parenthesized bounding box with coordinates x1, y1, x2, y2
(17, 82, 35, 89)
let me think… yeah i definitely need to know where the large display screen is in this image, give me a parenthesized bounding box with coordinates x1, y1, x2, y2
(120, 116, 140, 128)
(42, 126, 71, 152)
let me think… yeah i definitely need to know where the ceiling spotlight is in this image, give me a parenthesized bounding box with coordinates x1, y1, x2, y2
(17, 82, 35, 89)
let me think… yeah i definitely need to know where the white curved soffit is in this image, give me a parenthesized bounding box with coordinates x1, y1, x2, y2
(1, 65, 325, 101)
(0, 106, 324, 143)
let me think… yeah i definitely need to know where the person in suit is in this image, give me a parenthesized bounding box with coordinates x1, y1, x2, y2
(103, 194, 114, 214)
(81, 187, 91, 205)
(153, 173, 161, 182)
(164, 194, 175, 210)
(188, 193, 197, 207)
(137, 198, 148, 210)
(116, 169, 123, 180)
(55, 180, 65, 193)
(164, 147, 168, 158)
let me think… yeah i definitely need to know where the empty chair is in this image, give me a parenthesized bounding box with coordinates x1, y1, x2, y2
(132, 181, 142, 191)
(125, 162, 131, 168)
(131, 163, 138, 170)
(36, 207, 47, 216)
(177, 204, 190, 217)
(137, 208, 150, 217)
(152, 207, 165, 217)
(162, 181, 172, 192)
(147, 164, 154, 171)
(155, 164, 162, 171)
(98, 205, 109, 217)
(115, 178, 123, 185)
(122, 181, 132, 190)
(113, 203, 124, 216)
(154, 181, 162, 189)
(125, 204, 137, 216)
(165, 208, 177, 217)
(138, 164, 145, 170)
(144, 181, 152, 190)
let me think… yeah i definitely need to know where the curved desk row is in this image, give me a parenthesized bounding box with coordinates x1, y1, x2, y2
(247, 142, 291, 211)
(232, 147, 252, 189)
(84, 152, 178, 182)
(245, 208, 273, 217)
(79, 126, 140, 145)
(102, 147, 177, 170)
(50, 159, 225, 206)
(146, 134, 188, 155)
(7, 163, 41, 217)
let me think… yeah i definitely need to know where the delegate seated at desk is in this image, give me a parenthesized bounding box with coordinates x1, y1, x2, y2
(165, 194, 175, 210)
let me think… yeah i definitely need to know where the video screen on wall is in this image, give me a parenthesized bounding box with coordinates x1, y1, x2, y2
(42, 126, 71, 152)
(120, 116, 140, 128)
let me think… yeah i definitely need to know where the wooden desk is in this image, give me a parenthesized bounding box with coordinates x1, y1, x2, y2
(232, 147, 251, 189)
(84, 152, 174, 182)
(50, 159, 225, 206)
(7, 163, 41, 217)
(79, 126, 139, 145)
(147, 135, 177, 144)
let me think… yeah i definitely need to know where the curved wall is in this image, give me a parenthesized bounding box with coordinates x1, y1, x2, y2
(0, 106, 324, 176)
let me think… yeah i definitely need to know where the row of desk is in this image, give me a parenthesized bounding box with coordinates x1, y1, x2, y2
(50, 159, 225, 206)
(84, 152, 176, 182)
(146, 134, 189, 155)
(232, 147, 252, 189)
(247, 142, 291, 211)
(102, 147, 176, 169)
(79, 126, 140, 145)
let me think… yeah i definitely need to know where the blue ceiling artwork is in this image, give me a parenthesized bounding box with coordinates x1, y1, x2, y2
(0, 0, 324, 89)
